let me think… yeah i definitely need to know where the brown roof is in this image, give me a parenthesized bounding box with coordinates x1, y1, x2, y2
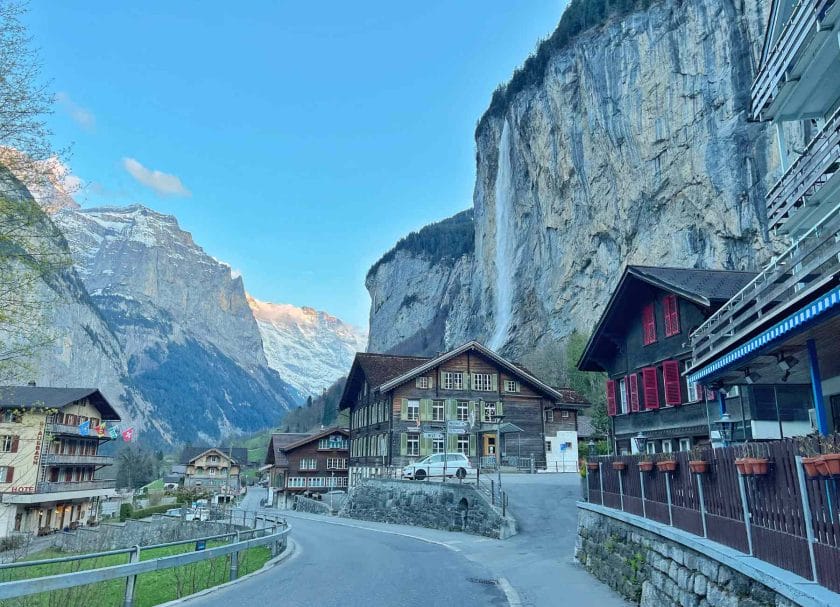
(355, 353, 431, 387)
(265, 433, 311, 466)
(281, 427, 349, 452)
(551, 387, 590, 405)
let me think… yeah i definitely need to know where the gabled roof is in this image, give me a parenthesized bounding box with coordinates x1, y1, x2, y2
(338, 353, 431, 411)
(0, 386, 121, 420)
(179, 446, 248, 465)
(577, 266, 757, 372)
(279, 426, 349, 452)
(550, 387, 590, 406)
(265, 432, 312, 466)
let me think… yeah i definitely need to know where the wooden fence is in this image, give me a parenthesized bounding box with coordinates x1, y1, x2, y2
(586, 439, 840, 594)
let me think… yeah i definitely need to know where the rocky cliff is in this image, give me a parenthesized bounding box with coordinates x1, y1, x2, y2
(367, 0, 786, 362)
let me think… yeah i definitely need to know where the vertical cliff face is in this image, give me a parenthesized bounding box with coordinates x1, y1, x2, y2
(368, 0, 783, 359)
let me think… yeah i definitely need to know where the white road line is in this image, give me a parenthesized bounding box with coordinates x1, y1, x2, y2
(497, 577, 523, 607)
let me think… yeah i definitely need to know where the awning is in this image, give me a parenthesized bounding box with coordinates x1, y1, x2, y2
(498, 422, 524, 434)
(688, 284, 840, 384)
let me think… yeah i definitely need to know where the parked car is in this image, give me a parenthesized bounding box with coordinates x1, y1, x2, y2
(163, 508, 182, 518)
(402, 453, 475, 481)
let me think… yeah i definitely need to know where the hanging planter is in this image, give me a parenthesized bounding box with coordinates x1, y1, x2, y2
(688, 460, 709, 474)
(750, 457, 770, 476)
(820, 454, 840, 476)
(801, 457, 821, 479)
(655, 459, 678, 473)
(734, 458, 752, 475)
(611, 461, 627, 472)
(586, 462, 600, 472)
(638, 460, 655, 472)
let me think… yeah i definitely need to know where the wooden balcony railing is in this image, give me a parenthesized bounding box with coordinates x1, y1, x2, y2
(751, 0, 834, 120)
(767, 105, 840, 229)
(45, 422, 115, 438)
(35, 479, 116, 494)
(691, 199, 840, 369)
(41, 453, 114, 467)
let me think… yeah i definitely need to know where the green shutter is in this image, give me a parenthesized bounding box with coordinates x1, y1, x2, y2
(469, 434, 476, 456)
(491, 373, 498, 391)
(464, 373, 471, 390)
(400, 433, 407, 456)
(496, 401, 504, 417)
(400, 398, 408, 421)
(429, 374, 435, 389)
(469, 400, 477, 424)
(447, 434, 457, 452)
(420, 435, 431, 456)
(479, 401, 485, 423)
(420, 399, 432, 421)
(447, 399, 457, 420)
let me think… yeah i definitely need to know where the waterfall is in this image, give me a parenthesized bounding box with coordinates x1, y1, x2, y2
(489, 119, 513, 351)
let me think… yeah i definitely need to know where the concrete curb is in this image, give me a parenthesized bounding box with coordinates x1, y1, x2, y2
(156, 538, 298, 606)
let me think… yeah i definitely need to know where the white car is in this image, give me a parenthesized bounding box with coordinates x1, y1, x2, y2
(403, 453, 475, 481)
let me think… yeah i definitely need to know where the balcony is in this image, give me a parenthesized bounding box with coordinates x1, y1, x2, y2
(35, 479, 116, 494)
(41, 453, 114, 467)
(690, 200, 840, 372)
(751, 0, 838, 121)
(767, 106, 840, 231)
(45, 422, 113, 438)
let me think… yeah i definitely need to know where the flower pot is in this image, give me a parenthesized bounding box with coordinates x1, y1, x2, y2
(611, 461, 627, 471)
(821, 454, 840, 476)
(586, 462, 600, 472)
(815, 457, 832, 477)
(638, 461, 654, 472)
(802, 457, 821, 479)
(656, 460, 678, 473)
(750, 458, 770, 476)
(688, 460, 709, 474)
(734, 458, 751, 475)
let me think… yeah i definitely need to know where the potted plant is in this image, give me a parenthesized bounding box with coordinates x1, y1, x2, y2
(586, 460, 600, 472)
(688, 446, 709, 474)
(735, 444, 754, 475)
(655, 453, 678, 473)
(748, 444, 770, 476)
(611, 460, 627, 471)
(799, 436, 821, 478)
(817, 436, 840, 476)
(638, 454, 654, 472)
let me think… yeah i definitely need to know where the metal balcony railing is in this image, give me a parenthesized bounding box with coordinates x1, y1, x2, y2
(40, 453, 114, 467)
(690, 199, 840, 369)
(751, 0, 834, 119)
(767, 106, 840, 229)
(35, 479, 116, 494)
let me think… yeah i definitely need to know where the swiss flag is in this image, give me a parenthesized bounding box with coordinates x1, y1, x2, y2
(121, 427, 135, 442)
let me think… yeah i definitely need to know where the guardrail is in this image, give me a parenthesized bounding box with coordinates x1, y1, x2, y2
(0, 512, 289, 606)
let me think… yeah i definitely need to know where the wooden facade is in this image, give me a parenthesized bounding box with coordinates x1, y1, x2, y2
(265, 428, 348, 505)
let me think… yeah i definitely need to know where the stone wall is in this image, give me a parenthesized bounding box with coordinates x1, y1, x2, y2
(53, 516, 237, 553)
(340, 479, 516, 539)
(293, 495, 332, 515)
(576, 507, 802, 607)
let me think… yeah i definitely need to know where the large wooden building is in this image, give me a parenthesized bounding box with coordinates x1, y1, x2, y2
(338, 341, 590, 483)
(578, 266, 813, 454)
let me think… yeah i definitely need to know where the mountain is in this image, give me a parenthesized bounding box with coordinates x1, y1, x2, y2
(248, 296, 366, 397)
(366, 0, 786, 372)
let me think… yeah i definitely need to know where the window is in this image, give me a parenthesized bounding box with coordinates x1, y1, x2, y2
(504, 380, 519, 393)
(0, 411, 20, 423)
(209, 455, 219, 463)
(546, 440, 553, 452)
(483, 402, 497, 422)
(457, 436, 469, 455)
(619, 377, 628, 414)
(0, 436, 18, 453)
(0, 466, 13, 483)
(662, 440, 673, 454)
(645, 442, 657, 455)
(208, 468, 217, 476)
(416, 376, 430, 389)
(662, 360, 682, 405)
(327, 458, 347, 469)
(545, 409, 554, 422)
(319, 436, 348, 450)
(679, 438, 691, 452)
(309, 477, 325, 488)
(442, 371, 463, 390)
(641, 367, 659, 409)
(407, 435, 419, 456)
(606, 380, 617, 416)
(432, 439, 445, 454)
(561, 410, 570, 419)
(432, 400, 445, 421)
(288, 477, 306, 488)
(642, 302, 657, 345)
(473, 373, 492, 391)
(406, 400, 420, 422)
(663, 294, 680, 337)
(456, 401, 469, 421)
(299, 458, 317, 471)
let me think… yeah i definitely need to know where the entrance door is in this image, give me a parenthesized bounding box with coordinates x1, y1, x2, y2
(483, 435, 496, 456)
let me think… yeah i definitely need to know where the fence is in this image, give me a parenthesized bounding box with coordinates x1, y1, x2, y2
(0, 512, 289, 606)
(585, 440, 840, 594)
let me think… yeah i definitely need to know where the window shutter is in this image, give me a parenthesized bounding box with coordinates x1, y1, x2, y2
(491, 374, 498, 391)
(642, 367, 659, 409)
(662, 360, 681, 405)
(663, 295, 673, 336)
(496, 401, 504, 417)
(642, 303, 657, 345)
(420, 399, 432, 421)
(447, 399, 457, 420)
(663, 294, 680, 336)
(606, 380, 617, 416)
(469, 434, 476, 456)
(448, 434, 457, 452)
(10, 436, 19, 453)
(429, 374, 435, 389)
(5, 467, 13, 483)
(400, 433, 407, 456)
(420, 436, 431, 456)
(478, 401, 485, 423)
(469, 401, 477, 423)
(400, 398, 408, 421)
(628, 374, 640, 412)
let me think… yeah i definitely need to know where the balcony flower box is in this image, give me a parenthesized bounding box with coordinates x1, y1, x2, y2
(818, 454, 840, 476)
(735, 458, 752, 475)
(638, 461, 655, 472)
(586, 462, 600, 472)
(802, 457, 821, 478)
(688, 460, 709, 474)
(611, 462, 627, 472)
(749, 458, 770, 476)
(655, 460, 678, 473)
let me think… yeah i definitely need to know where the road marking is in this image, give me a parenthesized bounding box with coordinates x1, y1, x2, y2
(497, 577, 523, 607)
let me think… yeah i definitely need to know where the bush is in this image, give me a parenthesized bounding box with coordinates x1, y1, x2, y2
(125, 504, 173, 520)
(0, 535, 24, 552)
(119, 503, 133, 521)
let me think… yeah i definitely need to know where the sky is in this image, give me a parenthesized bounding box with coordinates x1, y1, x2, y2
(27, 1, 567, 328)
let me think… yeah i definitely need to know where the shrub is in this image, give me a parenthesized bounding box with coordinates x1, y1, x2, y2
(127, 504, 173, 519)
(119, 503, 133, 521)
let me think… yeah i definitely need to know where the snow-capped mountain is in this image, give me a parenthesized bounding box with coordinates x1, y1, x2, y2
(248, 295, 367, 397)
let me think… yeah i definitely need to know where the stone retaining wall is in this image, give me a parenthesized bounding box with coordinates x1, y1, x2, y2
(293, 495, 332, 515)
(340, 479, 516, 539)
(577, 508, 802, 607)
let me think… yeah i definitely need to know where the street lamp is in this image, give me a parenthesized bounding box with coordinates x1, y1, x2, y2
(633, 432, 647, 455)
(714, 413, 736, 447)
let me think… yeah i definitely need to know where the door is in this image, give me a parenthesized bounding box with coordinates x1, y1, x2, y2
(483, 435, 496, 456)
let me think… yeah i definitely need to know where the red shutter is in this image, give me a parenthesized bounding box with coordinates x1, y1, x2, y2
(667, 295, 680, 336)
(10, 436, 19, 453)
(5, 467, 13, 483)
(662, 360, 682, 405)
(606, 380, 617, 416)
(642, 303, 657, 345)
(642, 367, 659, 409)
(628, 373, 640, 412)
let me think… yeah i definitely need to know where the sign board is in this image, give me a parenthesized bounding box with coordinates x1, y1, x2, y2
(559, 443, 567, 451)
(195, 540, 206, 551)
(447, 420, 469, 431)
(422, 432, 444, 440)
(447, 428, 467, 435)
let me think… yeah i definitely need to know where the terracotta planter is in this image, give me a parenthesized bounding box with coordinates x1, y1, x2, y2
(734, 458, 751, 475)
(656, 460, 678, 473)
(815, 457, 832, 477)
(750, 458, 770, 476)
(611, 462, 627, 471)
(688, 460, 709, 474)
(820, 454, 840, 476)
(802, 457, 821, 479)
(638, 461, 654, 472)
(586, 462, 600, 472)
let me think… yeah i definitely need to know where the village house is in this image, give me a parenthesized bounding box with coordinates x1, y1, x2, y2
(264, 427, 348, 507)
(0, 386, 121, 537)
(687, 0, 840, 438)
(338, 341, 590, 484)
(577, 266, 814, 454)
(180, 446, 246, 501)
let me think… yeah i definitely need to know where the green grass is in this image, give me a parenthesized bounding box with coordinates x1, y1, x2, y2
(141, 479, 165, 492)
(0, 539, 271, 607)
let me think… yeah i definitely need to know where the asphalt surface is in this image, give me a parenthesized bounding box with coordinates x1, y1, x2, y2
(181, 475, 627, 607)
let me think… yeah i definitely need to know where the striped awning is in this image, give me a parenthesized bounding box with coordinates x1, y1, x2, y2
(688, 285, 840, 384)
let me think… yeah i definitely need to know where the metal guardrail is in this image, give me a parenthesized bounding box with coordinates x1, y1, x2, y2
(0, 512, 289, 605)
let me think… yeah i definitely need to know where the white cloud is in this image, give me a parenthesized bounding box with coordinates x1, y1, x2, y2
(122, 157, 191, 197)
(56, 92, 95, 130)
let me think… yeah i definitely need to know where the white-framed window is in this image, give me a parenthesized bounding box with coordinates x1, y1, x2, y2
(473, 373, 492, 391)
(457, 436, 469, 454)
(442, 371, 463, 390)
(457, 401, 469, 421)
(561, 410, 570, 418)
(288, 477, 306, 488)
(406, 400, 420, 421)
(208, 468, 217, 476)
(619, 377, 628, 414)
(299, 458, 317, 471)
(679, 438, 691, 452)
(309, 477, 325, 488)
(504, 380, 519, 393)
(407, 435, 419, 456)
(0, 411, 20, 423)
(483, 402, 497, 423)
(432, 438, 445, 454)
(684, 361, 700, 402)
(416, 376, 430, 389)
(662, 440, 673, 454)
(432, 400, 445, 421)
(327, 458, 347, 469)
(319, 436, 348, 450)
(208, 455, 219, 463)
(544, 409, 554, 422)
(645, 442, 656, 455)
(0, 436, 14, 452)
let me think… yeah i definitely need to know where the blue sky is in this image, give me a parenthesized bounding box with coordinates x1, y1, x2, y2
(28, 2, 566, 327)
